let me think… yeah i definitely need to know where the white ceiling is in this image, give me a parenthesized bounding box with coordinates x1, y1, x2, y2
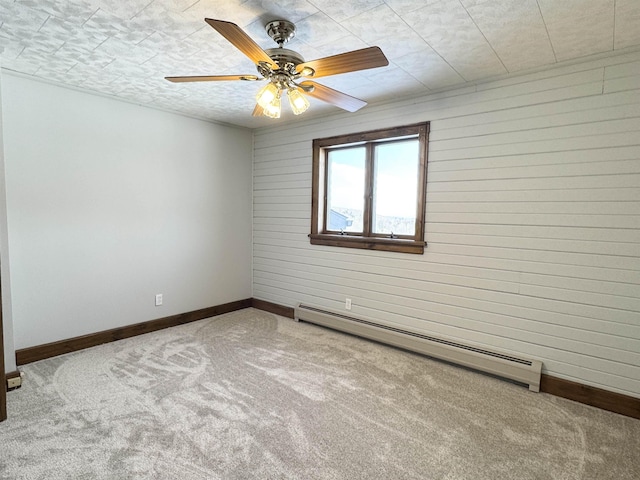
(1, 0, 639, 129)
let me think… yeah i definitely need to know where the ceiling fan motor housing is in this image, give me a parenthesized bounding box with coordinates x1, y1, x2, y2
(264, 47, 304, 68)
(264, 20, 305, 77)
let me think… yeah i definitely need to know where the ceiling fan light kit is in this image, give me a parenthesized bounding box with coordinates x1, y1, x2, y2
(287, 87, 310, 115)
(263, 92, 281, 119)
(165, 18, 389, 119)
(256, 82, 279, 109)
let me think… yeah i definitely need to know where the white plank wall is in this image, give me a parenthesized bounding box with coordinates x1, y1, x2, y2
(252, 51, 640, 398)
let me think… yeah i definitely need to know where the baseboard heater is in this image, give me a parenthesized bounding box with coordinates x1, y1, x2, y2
(294, 304, 542, 392)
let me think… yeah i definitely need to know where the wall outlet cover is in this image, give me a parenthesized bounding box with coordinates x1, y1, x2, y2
(7, 376, 22, 390)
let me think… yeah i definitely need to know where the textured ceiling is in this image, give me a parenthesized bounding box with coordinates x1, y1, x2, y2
(1, 0, 639, 129)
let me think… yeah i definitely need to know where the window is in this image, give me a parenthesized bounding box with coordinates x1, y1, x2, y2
(311, 122, 429, 254)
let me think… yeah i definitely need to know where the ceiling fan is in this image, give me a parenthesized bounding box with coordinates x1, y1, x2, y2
(165, 18, 389, 118)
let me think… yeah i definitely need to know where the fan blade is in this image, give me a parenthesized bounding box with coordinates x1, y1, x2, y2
(296, 47, 388, 79)
(205, 18, 278, 69)
(299, 81, 367, 112)
(252, 104, 265, 117)
(165, 75, 259, 83)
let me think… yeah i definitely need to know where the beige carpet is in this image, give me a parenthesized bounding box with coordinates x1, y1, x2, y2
(1, 308, 638, 479)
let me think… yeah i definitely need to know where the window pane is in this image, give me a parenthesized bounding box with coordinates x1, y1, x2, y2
(327, 147, 365, 232)
(372, 140, 419, 236)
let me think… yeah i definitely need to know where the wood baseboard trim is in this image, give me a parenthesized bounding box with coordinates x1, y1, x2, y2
(251, 298, 295, 318)
(16, 298, 252, 365)
(540, 374, 639, 419)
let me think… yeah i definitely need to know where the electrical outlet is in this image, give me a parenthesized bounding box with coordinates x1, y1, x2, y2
(155, 294, 163, 306)
(7, 376, 22, 389)
(345, 298, 352, 310)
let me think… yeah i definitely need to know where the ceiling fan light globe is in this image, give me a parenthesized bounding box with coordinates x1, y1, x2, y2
(263, 95, 281, 119)
(256, 82, 279, 109)
(287, 88, 310, 115)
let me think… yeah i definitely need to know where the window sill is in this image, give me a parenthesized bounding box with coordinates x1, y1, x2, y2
(309, 234, 425, 254)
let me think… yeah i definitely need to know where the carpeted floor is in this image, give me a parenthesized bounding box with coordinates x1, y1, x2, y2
(1, 308, 639, 479)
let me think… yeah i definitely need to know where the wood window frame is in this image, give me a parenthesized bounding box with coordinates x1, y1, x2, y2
(310, 122, 429, 254)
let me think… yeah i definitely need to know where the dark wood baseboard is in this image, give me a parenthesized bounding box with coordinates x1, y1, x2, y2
(16, 298, 252, 365)
(541, 374, 639, 419)
(251, 298, 295, 318)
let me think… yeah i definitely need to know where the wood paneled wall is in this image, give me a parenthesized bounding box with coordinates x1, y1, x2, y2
(252, 51, 640, 399)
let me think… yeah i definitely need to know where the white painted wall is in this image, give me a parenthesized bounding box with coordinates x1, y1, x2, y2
(2, 73, 253, 353)
(253, 51, 640, 398)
